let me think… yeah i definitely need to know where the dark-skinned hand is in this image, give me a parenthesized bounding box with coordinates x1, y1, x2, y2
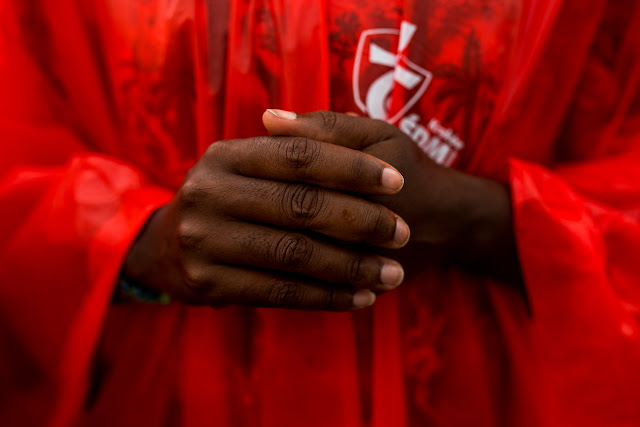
(123, 110, 412, 311)
(264, 109, 521, 283)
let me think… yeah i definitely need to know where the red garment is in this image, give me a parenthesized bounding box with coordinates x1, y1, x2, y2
(1, 0, 640, 426)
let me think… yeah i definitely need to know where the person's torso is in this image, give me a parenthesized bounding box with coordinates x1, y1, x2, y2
(85, 1, 609, 425)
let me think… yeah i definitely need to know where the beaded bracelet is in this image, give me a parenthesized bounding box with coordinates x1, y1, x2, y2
(118, 276, 171, 305)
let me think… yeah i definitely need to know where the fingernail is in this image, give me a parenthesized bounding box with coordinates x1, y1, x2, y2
(394, 218, 410, 246)
(353, 289, 376, 308)
(381, 168, 404, 192)
(267, 108, 297, 120)
(379, 262, 405, 289)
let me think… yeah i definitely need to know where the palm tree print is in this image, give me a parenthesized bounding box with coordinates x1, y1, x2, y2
(433, 30, 498, 152)
(432, 29, 498, 147)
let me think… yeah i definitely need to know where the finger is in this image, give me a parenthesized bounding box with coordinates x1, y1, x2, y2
(225, 222, 405, 290)
(208, 135, 404, 194)
(191, 220, 405, 290)
(182, 263, 377, 311)
(263, 109, 402, 150)
(219, 176, 410, 248)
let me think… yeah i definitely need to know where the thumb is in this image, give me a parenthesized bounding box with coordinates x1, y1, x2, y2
(262, 109, 400, 150)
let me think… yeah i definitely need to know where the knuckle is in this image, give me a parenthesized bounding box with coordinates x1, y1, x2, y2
(273, 233, 313, 268)
(204, 139, 231, 158)
(283, 137, 320, 171)
(179, 178, 203, 205)
(314, 287, 339, 311)
(176, 221, 204, 251)
(203, 142, 218, 158)
(282, 183, 326, 225)
(346, 255, 366, 285)
(182, 264, 211, 294)
(348, 153, 366, 178)
(324, 288, 338, 310)
(179, 175, 222, 208)
(318, 110, 338, 133)
(368, 206, 395, 241)
(203, 140, 239, 173)
(179, 171, 227, 210)
(268, 280, 302, 308)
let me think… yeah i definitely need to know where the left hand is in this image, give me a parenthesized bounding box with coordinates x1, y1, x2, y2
(263, 109, 521, 283)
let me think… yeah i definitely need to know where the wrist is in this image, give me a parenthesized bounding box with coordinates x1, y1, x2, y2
(407, 168, 520, 281)
(454, 173, 521, 281)
(123, 205, 172, 291)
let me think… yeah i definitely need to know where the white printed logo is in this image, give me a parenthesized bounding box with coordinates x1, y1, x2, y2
(353, 21, 465, 167)
(352, 21, 432, 124)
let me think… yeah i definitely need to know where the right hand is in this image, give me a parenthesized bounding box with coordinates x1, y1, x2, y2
(123, 112, 410, 311)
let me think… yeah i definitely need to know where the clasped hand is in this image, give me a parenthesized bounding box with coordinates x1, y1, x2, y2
(124, 110, 518, 311)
